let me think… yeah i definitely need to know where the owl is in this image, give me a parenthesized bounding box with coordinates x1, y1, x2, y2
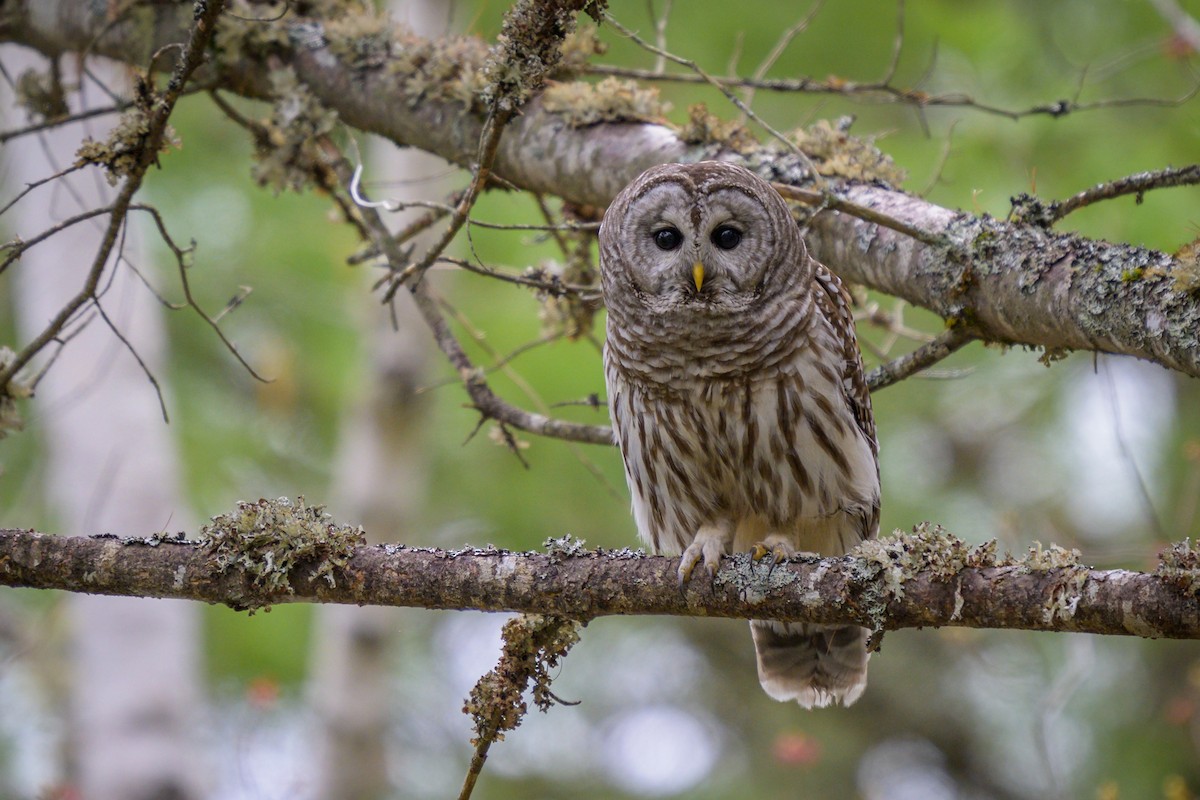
(599, 161, 880, 708)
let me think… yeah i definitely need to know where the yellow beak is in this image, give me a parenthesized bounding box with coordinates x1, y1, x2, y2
(692, 261, 705, 292)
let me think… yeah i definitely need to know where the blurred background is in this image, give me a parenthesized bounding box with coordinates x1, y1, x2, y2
(2, 0, 1199, 797)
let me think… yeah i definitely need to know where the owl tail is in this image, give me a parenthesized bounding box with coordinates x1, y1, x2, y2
(749, 620, 870, 709)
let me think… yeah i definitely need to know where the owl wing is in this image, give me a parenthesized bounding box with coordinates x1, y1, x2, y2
(811, 261, 877, 457)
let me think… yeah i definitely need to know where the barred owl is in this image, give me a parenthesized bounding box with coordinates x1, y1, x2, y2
(599, 161, 880, 708)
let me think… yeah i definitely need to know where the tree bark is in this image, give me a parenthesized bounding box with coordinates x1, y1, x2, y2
(3, 528, 1197, 641)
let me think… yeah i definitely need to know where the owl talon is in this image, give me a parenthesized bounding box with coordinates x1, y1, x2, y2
(677, 525, 732, 588)
(751, 541, 794, 565)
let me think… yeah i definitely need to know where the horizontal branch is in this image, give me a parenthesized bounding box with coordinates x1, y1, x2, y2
(2, 527, 1198, 639)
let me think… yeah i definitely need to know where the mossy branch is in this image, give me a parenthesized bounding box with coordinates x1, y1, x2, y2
(4, 2, 1199, 383)
(2, 516, 1198, 639)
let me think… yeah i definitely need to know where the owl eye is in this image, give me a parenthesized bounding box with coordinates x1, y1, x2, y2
(711, 225, 742, 250)
(653, 227, 683, 251)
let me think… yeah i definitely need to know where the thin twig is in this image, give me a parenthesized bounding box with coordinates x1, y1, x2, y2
(0, 0, 228, 396)
(137, 193, 269, 382)
(381, 108, 512, 298)
(0, 205, 113, 275)
(773, 182, 951, 249)
(604, 13, 824, 184)
(740, 0, 825, 117)
(865, 325, 976, 392)
(1049, 164, 1200, 223)
(584, 63, 1200, 121)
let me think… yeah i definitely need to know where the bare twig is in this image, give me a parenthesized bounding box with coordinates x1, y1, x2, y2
(584, 63, 1200, 121)
(739, 0, 825, 116)
(865, 325, 976, 392)
(0, 0, 228, 395)
(1048, 164, 1200, 223)
(604, 12, 824, 184)
(772, 182, 951, 250)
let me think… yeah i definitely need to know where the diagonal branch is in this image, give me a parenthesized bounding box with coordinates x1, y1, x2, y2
(5, 3, 1200, 378)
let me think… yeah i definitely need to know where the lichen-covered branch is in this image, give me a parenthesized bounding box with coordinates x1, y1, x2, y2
(5, 2, 1199, 380)
(2, 525, 1198, 639)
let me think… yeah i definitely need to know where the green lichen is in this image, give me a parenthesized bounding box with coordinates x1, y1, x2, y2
(201, 496, 365, 609)
(556, 24, 608, 74)
(1121, 266, 1145, 283)
(542, 77, 670, 127)
(1021, 540, 1082, 570)
(853, 523, 997, 604)
(483, 0, 607, 113)
(1168, 239, 1200, 294)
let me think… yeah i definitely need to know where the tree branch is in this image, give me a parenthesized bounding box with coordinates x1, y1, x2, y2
(5, 3, 1198, 379)
(2, 526, 1198, 639)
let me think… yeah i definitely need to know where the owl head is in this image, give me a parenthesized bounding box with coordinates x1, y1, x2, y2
(598, 161, 810, 322)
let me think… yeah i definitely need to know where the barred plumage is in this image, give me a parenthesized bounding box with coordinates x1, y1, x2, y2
(600, 162, 880, 708)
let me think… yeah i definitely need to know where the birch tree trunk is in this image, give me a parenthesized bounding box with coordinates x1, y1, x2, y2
(306, 4, 446, 796)
(3, 51, 208, 800)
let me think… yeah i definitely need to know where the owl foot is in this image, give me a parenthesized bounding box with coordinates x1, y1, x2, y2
(751, 540, 796, 565)
(677, 525, 732, 588)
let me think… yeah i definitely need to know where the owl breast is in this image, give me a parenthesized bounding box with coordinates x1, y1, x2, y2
(605, 315, 879, 558)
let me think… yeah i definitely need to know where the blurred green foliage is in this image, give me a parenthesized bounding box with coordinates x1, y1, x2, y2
(3, 0, 1200, 797)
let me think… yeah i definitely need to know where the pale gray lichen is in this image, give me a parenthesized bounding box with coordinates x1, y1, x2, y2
(544, 534, 588, 559)
(1157, 539, 1200, 595)
(75, 101, 180, 186)
(715, 550, 804, 605)
(201, 496, 365, 609)
(249, 69, 340, 195)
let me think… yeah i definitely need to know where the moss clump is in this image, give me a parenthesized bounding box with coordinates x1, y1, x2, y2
(542, 77, 670, 127)
(463, 615, 582, 745)
(678, 103, 758, 154)
(201, 497, 365, 606)
(790, 117, 906, 185)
